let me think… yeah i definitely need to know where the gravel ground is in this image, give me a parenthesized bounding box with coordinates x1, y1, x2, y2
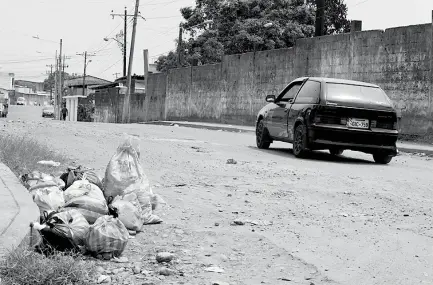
(1, 106, 432, 285)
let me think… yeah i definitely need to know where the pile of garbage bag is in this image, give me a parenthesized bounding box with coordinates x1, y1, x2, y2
(23, 136, 165, 260)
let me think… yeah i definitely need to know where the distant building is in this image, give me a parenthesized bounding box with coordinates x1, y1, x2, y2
(14, 80, 45, 93)
(12, 84, 50, 106)
(64, 75, 112, 96)
(0, 72, 15, 90)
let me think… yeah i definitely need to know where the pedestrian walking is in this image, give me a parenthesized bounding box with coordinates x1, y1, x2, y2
(61, 106, 68, 121)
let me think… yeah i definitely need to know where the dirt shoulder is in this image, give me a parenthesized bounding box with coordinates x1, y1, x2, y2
(2, 120, 432, 285)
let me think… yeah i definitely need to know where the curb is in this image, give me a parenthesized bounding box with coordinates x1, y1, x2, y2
(143, 121, 433, 156)
(0, 163, 39, 259)
(397, 147, 433, 157)
(140, 121, 255, 134)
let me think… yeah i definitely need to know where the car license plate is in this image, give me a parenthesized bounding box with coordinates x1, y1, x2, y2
(347, 118, 369, 129)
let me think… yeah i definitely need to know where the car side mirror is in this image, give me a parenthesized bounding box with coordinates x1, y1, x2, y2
(266, 95, 276, 103)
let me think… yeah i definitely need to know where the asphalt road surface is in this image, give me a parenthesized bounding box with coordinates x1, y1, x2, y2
(6, 105, 46, 121)
(1, 106, 432, 285)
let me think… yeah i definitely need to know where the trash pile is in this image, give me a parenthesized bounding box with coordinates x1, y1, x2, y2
(23, 136, 165, 260)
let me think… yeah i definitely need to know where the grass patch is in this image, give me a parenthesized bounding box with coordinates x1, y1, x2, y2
(0, 133, 68, 177)
(0, 247, 96, 285)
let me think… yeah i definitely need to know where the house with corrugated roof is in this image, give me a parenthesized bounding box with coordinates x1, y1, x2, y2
(64, 75, 112, 96)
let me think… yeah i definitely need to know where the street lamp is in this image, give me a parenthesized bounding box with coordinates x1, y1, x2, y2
(178, 20, 214, 67)
(104, 36, 126, 77)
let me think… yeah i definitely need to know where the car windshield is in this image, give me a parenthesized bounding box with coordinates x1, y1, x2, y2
(43, 106, 54, 111)
(326, 83, 392, 106)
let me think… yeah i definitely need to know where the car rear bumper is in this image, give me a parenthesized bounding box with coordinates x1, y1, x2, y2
(309, 124, 398, 155)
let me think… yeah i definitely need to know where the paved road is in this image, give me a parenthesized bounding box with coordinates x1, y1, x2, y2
(1, 106, 432, 285)
(5, 105, 47, 121)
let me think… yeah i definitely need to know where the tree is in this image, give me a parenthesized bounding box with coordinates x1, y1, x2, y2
(156, 0, 350, 71)
(43, 71, 73, 92)
(307, 0, 350, 34)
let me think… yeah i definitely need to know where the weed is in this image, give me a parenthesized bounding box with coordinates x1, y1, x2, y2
(0, 247, 96, 285)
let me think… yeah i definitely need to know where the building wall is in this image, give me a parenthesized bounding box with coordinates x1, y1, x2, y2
(130, 73, 167, 122)
(94, 88, 124, 123)
(94, 75, 167, 123)
(12, 92, 49, 106)
(0, 72, 14, 90)
(165, 23, 433, 135)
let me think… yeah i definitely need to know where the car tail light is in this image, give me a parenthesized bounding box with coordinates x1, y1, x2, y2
(371, 120, 377, 128)
(340, 118, 347, 125)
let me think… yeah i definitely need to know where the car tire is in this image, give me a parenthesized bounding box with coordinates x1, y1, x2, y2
(256, 120, 271, 149)
(293, 124, 308, 158)
(373, 153, 393, 164)
(329, 148, 344, 156)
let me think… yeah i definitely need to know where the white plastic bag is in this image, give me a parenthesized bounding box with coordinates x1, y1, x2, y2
(104, 136, 163, 224)
(85, 215, 129, 259)
(111, 195, 143, 231)
(63, 179, 109, 221)
(33, 187, 65, 215)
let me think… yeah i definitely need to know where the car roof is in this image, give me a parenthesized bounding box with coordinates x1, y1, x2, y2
(295, 77, 379, 88)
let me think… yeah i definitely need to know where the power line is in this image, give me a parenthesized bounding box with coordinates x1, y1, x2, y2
(350, 0, 372, 7)
(99, 58, 122, 74)
(0, 57, 53, 64)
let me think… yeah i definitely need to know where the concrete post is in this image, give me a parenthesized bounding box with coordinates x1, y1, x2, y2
(430, 10, 433, 117)
(350, 20, 362, 33)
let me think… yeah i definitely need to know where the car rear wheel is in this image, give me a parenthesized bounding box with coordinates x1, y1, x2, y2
(256, 120, 271, 149)
(329, 148, 344, 156)
(293, 124, 308, 158)
(373, 153, 393, 164)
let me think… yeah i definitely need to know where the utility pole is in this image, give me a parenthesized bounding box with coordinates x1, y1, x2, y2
(46, 64, 53, 101)
(111, 7, 132, 77)
(61, 55, 69, 99)
(123, 0, 141, 123)
(178, 25, 183, 67)
(58, 39, 63, 117)
(124, 8, 127, 77)
(77, 51, 96, 97)
(315, 0, 325, 37)
(113, 72, 121, 79)
(54, 51, 58, 112)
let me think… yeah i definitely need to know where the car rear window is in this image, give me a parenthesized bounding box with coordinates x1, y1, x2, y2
(326, 83, 392, 106)
(44, 106, 54, 110)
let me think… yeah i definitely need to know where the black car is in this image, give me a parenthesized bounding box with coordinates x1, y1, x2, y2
(256, 77, 399, 164)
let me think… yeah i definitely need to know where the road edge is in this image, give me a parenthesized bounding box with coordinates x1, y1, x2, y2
(0, 163, 39, 259)
(142, 121, 433, 156)
(140, 121, 255, 134)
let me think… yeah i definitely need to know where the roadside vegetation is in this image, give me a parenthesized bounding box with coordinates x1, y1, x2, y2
(0, 133, 67, 177)
(0, 133, 95, 285)
(0, 247, 95, 285)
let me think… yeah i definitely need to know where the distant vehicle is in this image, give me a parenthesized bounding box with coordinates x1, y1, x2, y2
(256, 77, 399, 164)
(42, 105, 55, 118)
(17, 97, 26, 105)
(0, 98, 8, 117)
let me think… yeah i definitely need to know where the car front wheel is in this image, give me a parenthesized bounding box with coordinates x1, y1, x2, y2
(256, 120, 271, 149)
(293, 124, 308, 158)
(373, 153, 393, 164)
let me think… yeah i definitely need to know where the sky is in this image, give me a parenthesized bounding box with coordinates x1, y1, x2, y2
(0, 0, 432, 83)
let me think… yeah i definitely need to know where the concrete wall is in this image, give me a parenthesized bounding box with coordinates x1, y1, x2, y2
(94, 74, 167, 123)
(165, 22, 433, 135)
(94, 88, 124, 123)
(131, 73, 167, 122)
